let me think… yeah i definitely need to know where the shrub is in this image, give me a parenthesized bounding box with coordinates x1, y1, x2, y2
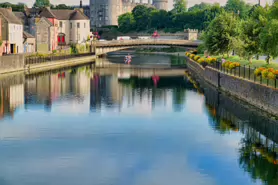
(254, 67, 266, 76)
(197, 58, 205, 64)
(274, 70, 278, 75)
(267, 72, 276, 80)
(229, 63, 237, 69)
(194, 55, 201, 61)
(185, 52, 190, 57)
(189, 54, 195, 59)
(261, 69, 269, 79)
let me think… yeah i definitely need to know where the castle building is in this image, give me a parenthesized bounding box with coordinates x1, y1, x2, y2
(90, 0, 169, 29)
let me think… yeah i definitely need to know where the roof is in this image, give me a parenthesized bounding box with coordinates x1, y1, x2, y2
(13, 12, 26, 24)
(0, 8, 22, 24)
(35, 17, 53, 26)
(51, 9, 89, 20)
(23, 31, 35, 39)
(39, 7, 56, 18)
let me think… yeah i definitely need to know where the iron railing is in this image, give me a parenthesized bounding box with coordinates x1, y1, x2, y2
(25, 52, 95, 65)
(210, 61, 278, 89)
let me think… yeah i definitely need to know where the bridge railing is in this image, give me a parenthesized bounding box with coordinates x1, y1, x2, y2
(95, 39, 201, 47)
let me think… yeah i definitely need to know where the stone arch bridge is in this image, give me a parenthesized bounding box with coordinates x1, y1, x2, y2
(93, 40, 201, 56)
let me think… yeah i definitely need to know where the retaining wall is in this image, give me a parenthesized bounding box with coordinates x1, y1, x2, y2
(0, 54, 25, 74)
(187, 58, 278, 116)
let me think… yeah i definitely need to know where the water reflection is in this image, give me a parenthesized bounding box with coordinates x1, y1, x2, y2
(0, 65, 277, 185)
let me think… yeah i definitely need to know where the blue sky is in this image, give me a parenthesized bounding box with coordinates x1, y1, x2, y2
(5, 0, 273, 9)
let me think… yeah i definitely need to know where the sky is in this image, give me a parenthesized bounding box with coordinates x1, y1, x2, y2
(5, 0, 273, 9)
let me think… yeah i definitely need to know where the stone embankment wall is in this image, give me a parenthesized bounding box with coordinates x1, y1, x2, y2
(187, 58, 278, 116)
(0, 54, 25, 74)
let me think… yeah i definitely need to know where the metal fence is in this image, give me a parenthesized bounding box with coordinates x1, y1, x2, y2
(25, 52, 95, 65)
(210, 62, 278, 89)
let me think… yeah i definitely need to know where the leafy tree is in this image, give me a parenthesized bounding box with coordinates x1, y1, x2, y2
(150, 9, 169, 29)
(172, 0, 188, 14)
(118, 13, 136, 33)
(259, 19, 278, 64)
(52, 4, 73, 10)
(203, 3, 224, 30)
(188, 2, 211, 12)
(0, 2, 26, 12)
(132, 5, 153, 31)
(33, 0, 50, 8)
(204, 12, 240, 56)
(239, 6, 268, 63)
(225, 0, 252, 19)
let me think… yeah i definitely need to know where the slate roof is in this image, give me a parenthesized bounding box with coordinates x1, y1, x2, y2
(23, 31, 35, 39)
(48, 9, 89, 20)
(0, 8, 22, 24)
(13, 12, 26, 24)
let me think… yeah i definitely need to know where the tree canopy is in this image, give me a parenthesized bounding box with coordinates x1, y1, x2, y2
(33, 0, 50, 8)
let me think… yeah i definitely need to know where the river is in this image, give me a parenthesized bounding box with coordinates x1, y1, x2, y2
(0, 53, 277, 185)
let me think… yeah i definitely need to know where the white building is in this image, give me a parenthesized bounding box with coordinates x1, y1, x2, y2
(0, 8, 23, 54)
(51, 9, 91, 44)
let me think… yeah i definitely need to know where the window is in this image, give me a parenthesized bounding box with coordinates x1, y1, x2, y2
(59, 21, 63, 28)
(105, 16, 108, 21)
(84, 23, 86, 28)
(78, 34, 80, 41)
(70, 23, 72, 29)
(77, 22, 80, 28)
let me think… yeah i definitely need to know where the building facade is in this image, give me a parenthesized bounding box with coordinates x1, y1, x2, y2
(0, 8, 23, 54)
(90, 0, 169, 29)
(0, 17, 3, 56)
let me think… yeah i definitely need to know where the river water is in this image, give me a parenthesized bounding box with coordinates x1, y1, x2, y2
(0, 53, 277, 185)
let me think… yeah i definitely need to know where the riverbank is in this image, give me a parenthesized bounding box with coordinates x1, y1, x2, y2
(0, 54, 96, 75)
(186, 56, 278, 117)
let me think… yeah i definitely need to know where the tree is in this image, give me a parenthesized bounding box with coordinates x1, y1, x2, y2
(118, 13, 136, 33)
(172, 0, 187, 14)
(225, 0, 252, 19)
(188, 2, 211, 12)
(239, 6, 268, 63)
(52, 4, 73, 10)
(204, 12, 240, 56)
(33, 0, 50, 8)
(259, 19, 278, 64)
(132, 5, 152, 31)
(150, 9, 168, 29)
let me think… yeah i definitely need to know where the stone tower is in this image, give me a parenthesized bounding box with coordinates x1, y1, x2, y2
(153, 0, 168, 10)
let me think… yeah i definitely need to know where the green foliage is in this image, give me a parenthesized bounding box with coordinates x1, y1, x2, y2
(259, 19, 278, 64)
(52, 4, 73, 10)
(224, 0, 252, 19)
(118, 13, 136, 33)
(70, 44, 78, 54)
(188, 2, 211, 12)
(0, 40, 3, 46)
(172, 0, 188, 14)
(33, 0, 50, 8)
(132, 5, 154, 31)
(0, 2, 26, 12)
(204, 12, 240, 56)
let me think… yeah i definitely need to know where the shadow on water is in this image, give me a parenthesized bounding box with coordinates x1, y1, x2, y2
(185, 71, 278, 185)
(0, 64, 277, 185)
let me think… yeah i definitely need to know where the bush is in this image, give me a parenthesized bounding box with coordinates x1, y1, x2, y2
(194, 55, 200, 61)
(197, 58, 205, 64)
(261, 69, 269, 79)
(222, 61, 240, 69)
(191, 50, 198, 55)
(254, 67, 266, 76)
(185, 52, 190, 57)
(268, 72, 276, 80)
(189, 54, 195, 59)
